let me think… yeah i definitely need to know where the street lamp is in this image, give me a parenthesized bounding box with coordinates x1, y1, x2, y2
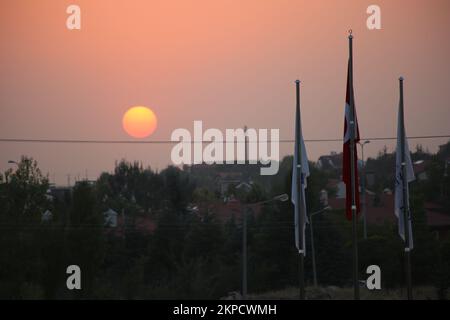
(239, 193, 289, 299)
(309, 206, 331, 287)
(358, 140, 370, 239)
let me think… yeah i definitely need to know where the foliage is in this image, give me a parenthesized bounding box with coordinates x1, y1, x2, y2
(0, 141, 449, 299)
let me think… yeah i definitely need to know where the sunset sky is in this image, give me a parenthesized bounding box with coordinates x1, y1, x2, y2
(1, 0, 449, 185)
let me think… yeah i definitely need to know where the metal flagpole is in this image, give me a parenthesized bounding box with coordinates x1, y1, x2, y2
(310, 213, 317, 287)
(295, 80, 306, 300)
(361, 142, 368, 239)
(399, 77, 413, 300)
(242, 125, 248, 299)
(348, 31, 360, 300)
(242, 206, 248, 299)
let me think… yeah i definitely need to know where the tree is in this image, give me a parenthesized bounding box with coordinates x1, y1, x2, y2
(0, 156, 50, 222)
(358, 226, 403, 288)
(160, 166, 196, 212)
(0, 156, 50, 298)
(66, 181, 104, 298)
(434, 239, 450, 299)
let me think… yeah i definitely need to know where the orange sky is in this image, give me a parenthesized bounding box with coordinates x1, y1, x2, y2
(1, 0, 450, 185)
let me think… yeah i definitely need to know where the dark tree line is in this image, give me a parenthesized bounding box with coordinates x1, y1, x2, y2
(1, 142, 450, 299)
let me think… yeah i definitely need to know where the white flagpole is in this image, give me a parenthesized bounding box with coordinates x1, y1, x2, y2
(295, 79, 306, 300)
(348, 31, 360, 301)
(399, 76, 413, 300)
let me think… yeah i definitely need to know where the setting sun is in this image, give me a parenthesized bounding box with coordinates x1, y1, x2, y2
(122, 106, 158, 138)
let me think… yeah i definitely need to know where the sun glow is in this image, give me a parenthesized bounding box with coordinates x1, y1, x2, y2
(122, 106, 158, 138)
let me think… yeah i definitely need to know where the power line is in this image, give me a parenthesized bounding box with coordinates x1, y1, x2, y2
(0, 135, 449, 144)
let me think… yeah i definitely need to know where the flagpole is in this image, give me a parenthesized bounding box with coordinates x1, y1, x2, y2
(348, 31, 360, 300)
(399, 76, 413, 300)
(295, 79, 306, 300)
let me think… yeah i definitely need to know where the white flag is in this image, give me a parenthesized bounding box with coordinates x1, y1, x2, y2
(395, 104, 415, 249)
(291, 89, 309, 256)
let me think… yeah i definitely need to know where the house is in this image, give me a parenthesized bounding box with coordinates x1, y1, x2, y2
(327, 191, 450, 238)
(193, 197, 263, 223)
(328, 192, 396, 225)
(326, 179, 350, 199)
(215, 171, 243, 197)
(105, 210, 157, 237)
(320, 189, 328, 206)
(317, 152, 343, 171)
(49, 186, 72, 203)
(103, 208, 118, 227)
(413, 160, 428, 181)
(424, 202, 450, 239)
(41, 210, 53, 222)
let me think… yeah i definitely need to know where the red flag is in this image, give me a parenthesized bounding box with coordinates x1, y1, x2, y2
(343, 60, 360, 220)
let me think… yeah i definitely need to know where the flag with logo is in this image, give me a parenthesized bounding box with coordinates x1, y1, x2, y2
(291, 86, 309, 255)
(395, 102, 415, 249)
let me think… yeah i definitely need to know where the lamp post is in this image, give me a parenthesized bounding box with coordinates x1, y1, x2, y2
(238, 193, 289, 299)
(358, 140, 370, 239)
(309, 206, 331, 287)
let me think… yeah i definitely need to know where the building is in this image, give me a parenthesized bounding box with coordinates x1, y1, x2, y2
(103, 208, 118, 227)
(327, 192, 450, 238)
(317, 152, 343, 171)
(413, 160, 429, 181)
(192, 197, 263, 223)
(215, 171, 244, 197)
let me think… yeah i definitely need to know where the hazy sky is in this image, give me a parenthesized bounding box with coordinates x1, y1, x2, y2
(1, 0, 449, 185)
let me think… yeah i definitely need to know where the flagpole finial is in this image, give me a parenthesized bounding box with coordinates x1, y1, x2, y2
(348, 29, 353, 39)
(295, 80, 300, 84)
(399, 76, 404, 81)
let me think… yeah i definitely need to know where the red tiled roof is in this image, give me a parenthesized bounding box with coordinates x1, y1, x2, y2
(424, 202, 450, 227)
(107, 214, 157, 237)
(328, 194, 450, 228)
(134, 216, 157, 233)
(426, 210, 450, 227)
(208, 199, 263, 222)
(328, 194, 395, 225)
